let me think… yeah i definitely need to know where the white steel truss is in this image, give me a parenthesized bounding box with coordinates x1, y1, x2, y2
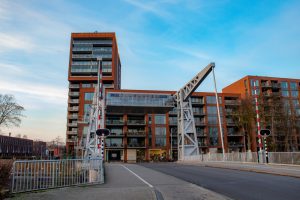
(84, 58, 105, 159)
(174, 63, 215, 160)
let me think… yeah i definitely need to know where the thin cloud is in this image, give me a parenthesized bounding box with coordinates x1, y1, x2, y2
(124, 0, 172, 19)
(0, 33, 35, 52)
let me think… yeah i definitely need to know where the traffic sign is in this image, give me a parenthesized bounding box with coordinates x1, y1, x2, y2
(96, 128, 110, 136)
(260, 129, 271, 137)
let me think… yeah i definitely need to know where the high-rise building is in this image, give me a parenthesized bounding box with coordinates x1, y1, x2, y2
(223, 75, 300, 151)
(66, 32, 121, 157)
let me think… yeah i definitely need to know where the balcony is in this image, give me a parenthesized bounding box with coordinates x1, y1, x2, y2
(127, 120, 145, 125)
(272, 83, 281, 88)
(72, 47, 93, 52)
(224, 100, 239, 105)
(198, 142, 208, 147)
(106, 92, 174, 114)
(66, 138, 77, 143)
(69, 84, 80, 89)
(169, 119, 177, 125)
(227, 132, 244, 137)
(68, 106, 79, 112)
(106, 119, 124, 125)
(197, 132, 207, 137)
(194, 111, 205, 116)
(69, 99, 79, 104)
(127, 131, 146, 137)
(108, 131, 124, 137)
(195, 120, 206, 126)
(261, 82, 272, 88)
(127, 142, 146, 148)
(106, 143, 124, 148)
(226, 120, 236, 126)
(66, 130, 78, 135)
(68, 114, 78, 119)
(68, 122, 78, 127)
(228, 142, 244, 147)
(69, 92, 79, 97)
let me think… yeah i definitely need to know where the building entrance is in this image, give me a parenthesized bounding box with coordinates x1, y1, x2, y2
(108, 150, 121, 161)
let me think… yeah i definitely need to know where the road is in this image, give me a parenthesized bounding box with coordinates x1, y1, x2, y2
(141, 163, 300, 200)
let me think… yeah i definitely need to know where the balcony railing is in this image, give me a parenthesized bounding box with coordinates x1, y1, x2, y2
(68, 122, 78, 127)
(68, 106, 79, 111)
(198, 142, 208, 147)
(127, 120, 145, 125)
(69, 84, 80, 89)
(106, 120, 124, 125)
(169, 119, 177, 125)
(106, 143, 124, 148)
(224, 100, 239, 105)
(69, 92, 79, 97)
(66, 130, 77, 135)
(69, 99, 79, 104)
(261, 82, 272, 88)
(127, 143, 146, 148)
(68, 115, 78, 119)
(126, 131, 146, 137)
(195, 120, 206, 126)
(227, 132, 244, 136)
(108, 132, 124, 137)
(228, 142, 244, 147)
(197, 132, 207, 137)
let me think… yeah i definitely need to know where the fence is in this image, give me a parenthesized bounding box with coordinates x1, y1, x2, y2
(184, 152, 300, 165)
(10, 158, 104, 193)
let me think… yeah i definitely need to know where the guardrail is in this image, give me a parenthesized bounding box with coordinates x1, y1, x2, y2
(183, 152, 300, 165)
(10, 158, 104, 194)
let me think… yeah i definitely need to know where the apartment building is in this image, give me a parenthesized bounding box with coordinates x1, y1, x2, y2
(223, 76, 300, 151)
(104, 89, 242, 162)
(66, 32, 121, 156)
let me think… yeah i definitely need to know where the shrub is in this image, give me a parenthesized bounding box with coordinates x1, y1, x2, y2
(0, 160, 13, 199)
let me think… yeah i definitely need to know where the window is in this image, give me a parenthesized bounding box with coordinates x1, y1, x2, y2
(208, 116, 218, 125)
(209, 127, 218, 146)
(292, 100, 299, 107)
(84, 93, 94, 101)
(148, 114, 152, 124)
(281, 81, 288, 89)
(82, 83, 91, 88)
(291, 91, 299, 98)
(155, 115, 166, 124)
(251, 89, 260, 95)
(207, 106, 223, 115)
(250, 79, 259, 87)
(148, 127, 152, 146)
(281, 90, 289, 97)
(290, 82, 298, 90)
(206, 96, 222, 104)
(155, 127, 166, 147)
(84, 104, 91, 122)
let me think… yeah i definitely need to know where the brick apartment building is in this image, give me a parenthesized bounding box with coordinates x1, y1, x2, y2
(223, 76, 300, 152)
(66, 32, 300, 161)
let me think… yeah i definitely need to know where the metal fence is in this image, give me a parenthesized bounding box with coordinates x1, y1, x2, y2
(268, 152, 300, 165)
(10, 158, 104, 193)
(183, 152, 300, 165)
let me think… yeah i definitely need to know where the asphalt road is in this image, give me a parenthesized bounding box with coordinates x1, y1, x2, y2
(141, 163, 300, 200)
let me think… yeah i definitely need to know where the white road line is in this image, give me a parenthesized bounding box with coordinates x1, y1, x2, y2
(121, 164, 153, 188)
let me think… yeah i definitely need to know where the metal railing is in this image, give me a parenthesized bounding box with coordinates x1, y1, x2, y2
(11, 158, 104, 193)
(183, 152, 300, 165)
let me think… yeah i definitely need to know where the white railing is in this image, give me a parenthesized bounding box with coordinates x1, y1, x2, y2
(11, 158, 104, 193)
(268, 152, 300, 165)
(183, 152, 300, 165)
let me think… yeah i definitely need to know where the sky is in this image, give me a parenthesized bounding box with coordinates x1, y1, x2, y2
(0, 0, 299, 141)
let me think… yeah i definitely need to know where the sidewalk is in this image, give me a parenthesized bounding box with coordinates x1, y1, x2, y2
(179, 161, 300, 178)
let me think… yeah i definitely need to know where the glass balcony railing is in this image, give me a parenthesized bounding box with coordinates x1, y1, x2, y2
(106, 119, 124, 125)
(127, 131, 146, 137)
(106, 92, 174, 107)
(127, 120, 145, 125)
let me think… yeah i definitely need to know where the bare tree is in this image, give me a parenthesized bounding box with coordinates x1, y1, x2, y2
(0, 94, 25, 127)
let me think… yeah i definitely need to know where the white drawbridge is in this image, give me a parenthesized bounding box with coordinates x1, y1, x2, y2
(174, 63, 215, 160)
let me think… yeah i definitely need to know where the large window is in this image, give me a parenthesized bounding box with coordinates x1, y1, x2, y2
(207, 106, 223, 115)
(250, 79, 259, 87)
(155, 127, 166, 147)
(281, 81, 288, 89)
(84, 104, 91, 122)
(206, 96, 222, 104)
(209, 127, 218, 146)
(85, 93, 94, 101)
(281, 90, 289, 97)
(148, 127, 152, 146)
(155, 115, 166, 124)
(291, 91, 299, 98)
(290, 82, 298, 90)
(208, 116, 218, 125)
(251, 88, 260, 95)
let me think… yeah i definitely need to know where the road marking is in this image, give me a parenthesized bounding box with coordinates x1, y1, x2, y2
(121, 164, 153, 188)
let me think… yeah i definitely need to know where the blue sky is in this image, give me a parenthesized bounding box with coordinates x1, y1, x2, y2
(0, 0, 299, 141)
